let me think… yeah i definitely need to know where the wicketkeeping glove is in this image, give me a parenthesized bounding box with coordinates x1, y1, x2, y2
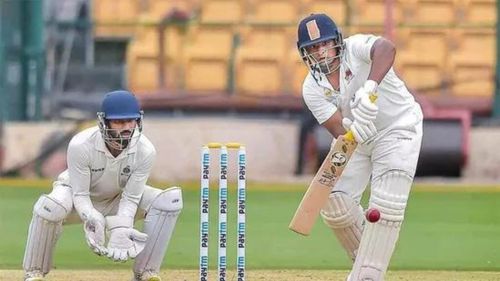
(105, 216, 148, 262)
(81, 208, 108, 256)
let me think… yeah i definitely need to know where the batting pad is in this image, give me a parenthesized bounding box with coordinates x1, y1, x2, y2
(134, 187, 182, 277)
(23, 195, 69, 275)
(320, 191, 364, 261)
(349, 170, 413, 281)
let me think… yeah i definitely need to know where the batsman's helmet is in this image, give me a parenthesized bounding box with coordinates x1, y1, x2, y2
(97, 90, 143, 150)
(297, 13, 344, 77)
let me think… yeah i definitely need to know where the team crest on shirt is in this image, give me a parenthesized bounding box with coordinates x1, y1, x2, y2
(324, 88, 339, 105)
(121, 165, 131, 175)
(324, 88, 340, 97)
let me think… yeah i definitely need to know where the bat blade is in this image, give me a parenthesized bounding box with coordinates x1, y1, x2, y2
(289, 132, 357, 236)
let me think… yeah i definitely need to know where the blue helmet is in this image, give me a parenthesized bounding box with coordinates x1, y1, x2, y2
(297, 13, 344, 77)
(100, 90, 142, 120)
(97, 90, 143, 151)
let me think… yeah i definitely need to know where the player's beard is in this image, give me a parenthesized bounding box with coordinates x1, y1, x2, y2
(108, 129, 134, 150)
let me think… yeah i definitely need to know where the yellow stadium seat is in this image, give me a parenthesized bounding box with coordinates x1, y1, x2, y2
(289, 50, 308, 96)
(457, 0, 496, 26)
(245, 0, 300, 24)
(300, 0, 347, 25)
(93, 0, 139, 37)
(350, 0, 403, 26)
(200, 0, 244, 24)
(235, 25, 294, 95)
(126, 22, 185, 92)
(346, 25, 385, 37)
(127, 52, 182, 93)
(447, 28, 495, 97)
(129, 21, 183, 58)
(130, 25, 160, 56)
(127, 55, 160, 93)
(145, 0, 195, 21)
(395, 28, 451, 95)
(403, 0, 459, 26)
(183, 24, 236, 92)
(93, 0, 138, 22)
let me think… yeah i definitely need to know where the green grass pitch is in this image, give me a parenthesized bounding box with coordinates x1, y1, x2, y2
(1, 181, 499, 272)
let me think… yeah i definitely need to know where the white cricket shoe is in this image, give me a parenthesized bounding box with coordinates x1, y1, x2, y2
(25, 270, 45, 281)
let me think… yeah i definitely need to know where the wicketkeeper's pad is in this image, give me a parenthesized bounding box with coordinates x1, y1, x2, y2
(133, 187, 183, 277)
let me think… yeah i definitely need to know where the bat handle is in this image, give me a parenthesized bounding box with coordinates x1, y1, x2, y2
(344, 131, 355, 142)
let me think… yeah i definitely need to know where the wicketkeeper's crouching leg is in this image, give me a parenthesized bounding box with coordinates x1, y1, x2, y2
(133, 187, 183, 281)
(320, 191, 365, 261)
(348, 170, 413, 281)
(23, 194, 71, 281)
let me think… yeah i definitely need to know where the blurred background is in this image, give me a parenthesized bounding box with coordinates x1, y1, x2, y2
(0, 0, 498, 182)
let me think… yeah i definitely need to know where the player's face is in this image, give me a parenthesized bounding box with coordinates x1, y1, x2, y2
(305, 40, 338, 61)
(108, 119, 137, 138)
(303, 39, 341, 75)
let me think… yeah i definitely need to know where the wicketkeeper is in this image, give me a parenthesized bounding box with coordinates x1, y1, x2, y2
(23, 90, 182, 281)
(297, 13, 423, 280)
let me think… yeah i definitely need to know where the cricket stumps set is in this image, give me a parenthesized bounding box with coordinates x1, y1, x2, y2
(199, 142, 246, 281)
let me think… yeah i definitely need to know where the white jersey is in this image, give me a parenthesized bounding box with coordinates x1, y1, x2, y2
(302, 34, 422, 131)
(56, 126, 156, 219)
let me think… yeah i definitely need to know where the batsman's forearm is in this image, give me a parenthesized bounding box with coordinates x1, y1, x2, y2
(368, 38, 396, 84)
(322, 110, 346, 138)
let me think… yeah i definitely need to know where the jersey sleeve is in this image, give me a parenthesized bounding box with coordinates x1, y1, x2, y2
(67, 138, 93, 218)
(348, 34, 380, 63)
(302, 80, 337, 124)
(117, 146, 156, 218)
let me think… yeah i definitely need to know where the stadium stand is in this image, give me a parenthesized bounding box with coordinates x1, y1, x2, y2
(245, 0, 299, 24)
(92, 0, 139, 37)
(457, 0, 496, 26)
(395, 28, 451, 96)
(447, 27, 495, 97)
(199, 0, 244, 24)
(143, 0, 196, 21)
(126, 17, 185, 93)
(288, 49, 308, 97)
(299, 0, 347, 25)
(235, 25, 294, 96)
(403, 0, 458, 26)
(183, 23, 237, 93)
(89, 0, 496, 114)
(350, 0, 403, 26)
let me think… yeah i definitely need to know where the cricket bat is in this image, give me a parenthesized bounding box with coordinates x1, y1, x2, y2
(288, 131, 357, 235)
(289, 94, 377, 236)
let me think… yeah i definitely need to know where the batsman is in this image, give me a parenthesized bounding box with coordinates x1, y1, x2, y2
(22, 91, 182, 281)
(294, 13, 423, 281)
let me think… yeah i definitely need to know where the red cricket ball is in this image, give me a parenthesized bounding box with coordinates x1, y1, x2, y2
(365, 208, 381, 223)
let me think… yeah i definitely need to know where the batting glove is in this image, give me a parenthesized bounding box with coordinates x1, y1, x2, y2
(82, 208, 108, 256)
(342, 117, 378, 144)
(105, 216, 148, 262)
(350, 80, 379, 125)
